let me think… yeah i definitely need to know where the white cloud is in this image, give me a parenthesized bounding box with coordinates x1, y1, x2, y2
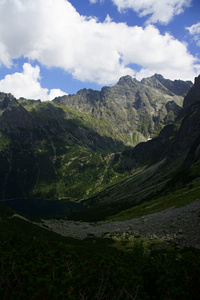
(186, 22, 200, 47)
(0, 42, 12, 67)
(48, 89, 67, 100)
(0, 63, 67, 101)
(110, 0, 192, 24)
(0, 0, 199, 92)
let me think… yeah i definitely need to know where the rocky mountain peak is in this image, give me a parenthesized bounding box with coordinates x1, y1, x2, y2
(194, 75, 200, 86)
(183, 75, 200, 108)
(0, 92, 17, 110)
(117, 75, 139, 87)
(141, 74, 193, 96)
(53, 74, 193, 145)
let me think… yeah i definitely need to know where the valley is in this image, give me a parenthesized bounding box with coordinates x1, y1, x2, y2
(1, 73, 200, 222)
(10, 198, 200, 249)
(0, 74, 194, 201)
(1, 73, 200, 299)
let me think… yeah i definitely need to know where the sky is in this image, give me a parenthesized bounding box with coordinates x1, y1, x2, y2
(0, 0, 199, 101)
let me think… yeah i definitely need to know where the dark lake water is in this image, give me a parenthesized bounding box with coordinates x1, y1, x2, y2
(1, 199, 86, 217)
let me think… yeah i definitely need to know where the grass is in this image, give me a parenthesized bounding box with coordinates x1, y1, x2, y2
(107, 181, 200, 221)
(0, 135, 10, 150)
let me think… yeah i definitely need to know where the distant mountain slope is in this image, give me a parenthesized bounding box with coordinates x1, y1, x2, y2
(0, 94, 124, 200)
(128, 74, 200, 167)
(80, 75, 200, 220)
(54, 74, 192, 145)
(0, 75, 193, 201)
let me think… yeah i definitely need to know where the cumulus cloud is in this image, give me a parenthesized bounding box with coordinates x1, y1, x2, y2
(0, 0, 199, 91)
(0, 63, 67, 101)
(110, 0, 192, 24)
(186, 22, 200, 47)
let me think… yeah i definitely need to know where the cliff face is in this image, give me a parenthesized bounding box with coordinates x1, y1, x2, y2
(123, 75, 200, 168)
(183, 75, 200, 108)
(171, 75, 200, 166)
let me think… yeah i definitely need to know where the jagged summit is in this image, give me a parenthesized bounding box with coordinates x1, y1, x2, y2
(115, 73, 193, 96)
(117, 75, 139, 86)
(54, 74, 192, 145)
(0, 92, 16, 109)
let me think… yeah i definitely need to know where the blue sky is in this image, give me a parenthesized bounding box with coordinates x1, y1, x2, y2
(0, 0, 199, 100)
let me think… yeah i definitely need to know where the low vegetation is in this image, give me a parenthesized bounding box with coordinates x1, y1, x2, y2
(0, 76, 200, 298)
(107, 180, 200, 221)
(0, 205, 200, 299)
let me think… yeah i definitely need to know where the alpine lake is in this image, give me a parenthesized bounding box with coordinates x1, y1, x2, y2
(1, 198, 86, 217)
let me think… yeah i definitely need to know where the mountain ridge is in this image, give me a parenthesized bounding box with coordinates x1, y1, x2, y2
(0, 74, 195, 201)
(77, 75, 200, 221)
(1, 74, 200, 300)
(54, 74, 193, 145)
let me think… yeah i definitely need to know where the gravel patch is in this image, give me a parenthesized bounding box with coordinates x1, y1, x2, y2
(40, 199, 200, 249)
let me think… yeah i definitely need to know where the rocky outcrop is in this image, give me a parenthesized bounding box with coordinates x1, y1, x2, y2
(183, 75, 200, 108)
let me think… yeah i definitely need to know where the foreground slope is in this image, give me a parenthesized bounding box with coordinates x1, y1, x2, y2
(1, 203, 200, 299)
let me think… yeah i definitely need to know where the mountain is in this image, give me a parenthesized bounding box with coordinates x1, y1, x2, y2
(79, 75, 200, 221)
(1, 75, 200, 300)
(54, 74, 192, 145)
(0, 74, 193, 201)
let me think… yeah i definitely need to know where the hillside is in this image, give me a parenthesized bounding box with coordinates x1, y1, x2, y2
(1, 203, 200, 299)
(0, 74, 192, 201)
(76, 74, 200, 221)
(1, 74, 200, 299)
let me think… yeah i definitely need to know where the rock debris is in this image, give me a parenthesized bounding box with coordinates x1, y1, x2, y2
(40, 199, 200, 249)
